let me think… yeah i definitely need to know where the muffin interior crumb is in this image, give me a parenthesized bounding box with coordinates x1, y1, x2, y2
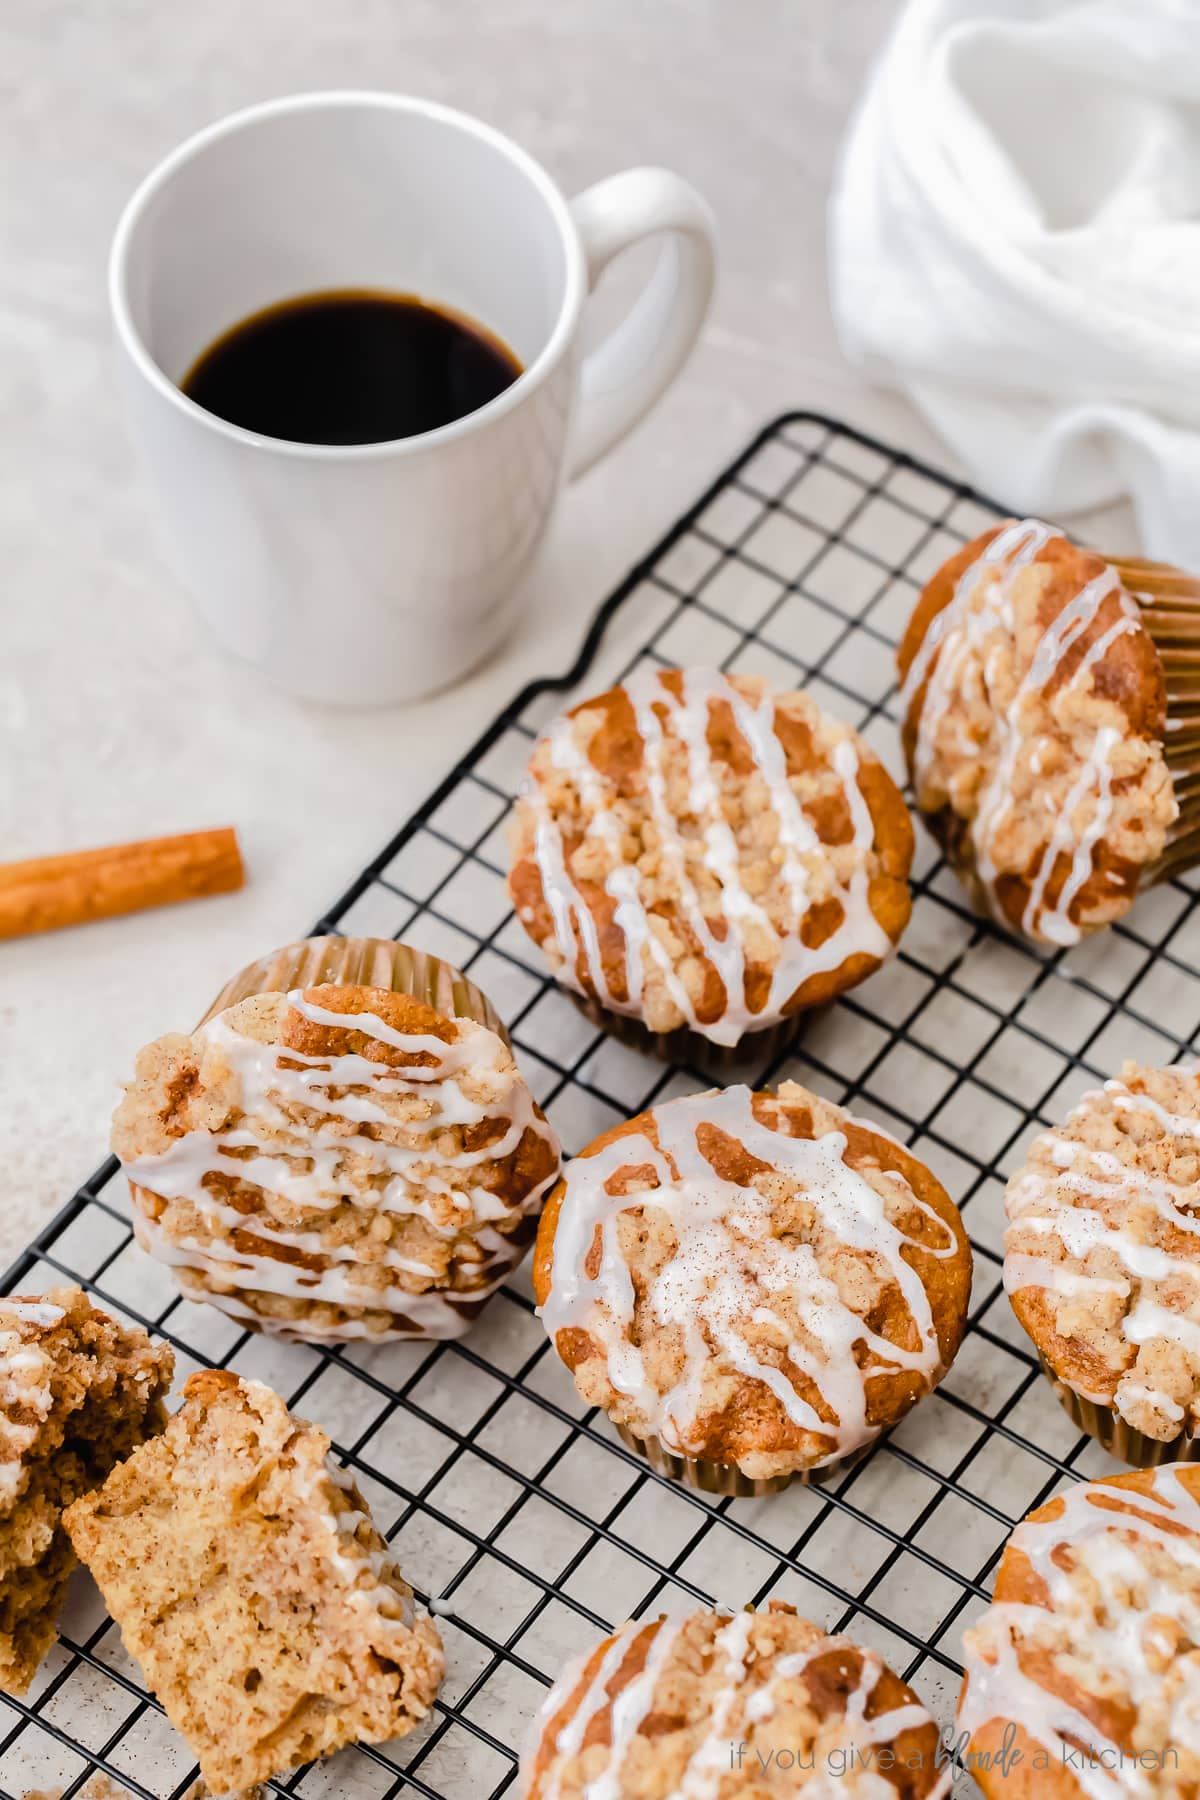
(64, 1370, 444, 1795)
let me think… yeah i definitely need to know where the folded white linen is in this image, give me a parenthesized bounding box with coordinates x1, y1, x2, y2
(829, 0, 1200, 566)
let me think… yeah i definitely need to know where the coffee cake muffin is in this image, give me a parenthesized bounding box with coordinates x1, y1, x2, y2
(533, 1082, 971, 1493)
(509, 667, 913, 1057)
(64, 1370, 444, 1795)
(522, 1601, 949, 1799)
(897, 521, 1197, 947)
(0, 1286, 172, 1695)
(959, 1465, 1200, 1798)
(1005, 1061, 1200, 1466)
(112, 937, 560, 1343)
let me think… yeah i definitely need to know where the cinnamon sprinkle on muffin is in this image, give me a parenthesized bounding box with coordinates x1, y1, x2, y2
(509, 667, 913, 1055)
(533, 1081, 971, 1492)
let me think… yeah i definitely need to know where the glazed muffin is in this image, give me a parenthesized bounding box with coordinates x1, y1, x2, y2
(523, 1601, 949, 1799)
(509, 666, 913, 1058)
(533, 1081, 971, 1493)
(1005, 1060, 1200, 1466)
(66, 1371, 444, 1793)
(112, 937, 561, 1344)
(897, 521, 1195, 947)
(959, 1465, 1200, 1798)
(0, 1286, 173, 1695)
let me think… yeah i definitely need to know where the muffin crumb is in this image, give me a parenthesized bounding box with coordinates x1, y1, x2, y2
(64, 1370, 444, 1795)
(0, 1286, 172, 1696)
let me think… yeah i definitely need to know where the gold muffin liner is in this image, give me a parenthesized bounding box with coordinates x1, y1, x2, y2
(616, 1423, 871, 1496)
(568, 991, 806, 1070)
(144, 935, 531, 1344)
(1038, 1354, 1200, 1469)
(1111, 556, 1200, 886)
(201, 933, 508, 1040)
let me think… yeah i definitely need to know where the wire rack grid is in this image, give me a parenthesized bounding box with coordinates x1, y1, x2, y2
(7, 410, 1200, 1800)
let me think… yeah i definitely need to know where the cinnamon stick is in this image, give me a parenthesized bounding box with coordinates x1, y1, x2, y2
(0, 828, 245, 941)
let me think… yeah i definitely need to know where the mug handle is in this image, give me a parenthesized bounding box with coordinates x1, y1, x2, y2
(567, 168, 717, 480)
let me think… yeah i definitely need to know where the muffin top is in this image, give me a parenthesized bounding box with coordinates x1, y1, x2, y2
(897, 521, 1176, 946)
(0, 1285, 172, 1508)
(0, 1293, 69, 1505)
(960, 1466, 1200, 1799)
(509, 667, 913, 1045)
(112, 984, 561, 1316)
(533, 1082, 970, 1480)
(523, 1602, 949, 1799)
(1005, 1061, 1200, 1443)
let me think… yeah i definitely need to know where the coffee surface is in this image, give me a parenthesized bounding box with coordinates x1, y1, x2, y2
(181, 289, 522, 445)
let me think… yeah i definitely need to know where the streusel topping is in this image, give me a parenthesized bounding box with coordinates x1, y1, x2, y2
(0, 1286, 173, 1696)
(1005, 1061, 1200, 1441)
(900, 521, 1176, 946)
(537, 1082, 969, 1479)
(510, 668, 912, 1044)
(113, 985, 560, 1342)
(961, 1469, 1200, 1799)
(524, 1602, 950, 1800)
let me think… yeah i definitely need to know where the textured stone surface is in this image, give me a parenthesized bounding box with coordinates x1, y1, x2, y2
(0, 0, 1130, 1262)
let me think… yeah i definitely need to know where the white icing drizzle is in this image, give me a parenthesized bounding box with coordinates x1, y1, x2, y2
(527, 1611, 949, 1800)
(960, 1468, 1200, 1799)
(1023, 724, 1121, 948)
(676, 1612, 755, 1800)
(0, 1336, 54, 1499)
(0, 1301, 68, 1497)
(903, 520, 1145, 945)
(1005, 1070, 1200, 1431)
(541, 1087, 953, 1468)
(314, 1461, 416, 1630)
(521, 668, 893, 1047)
(121, 989, 559, 1331)
(133, 1214, 521, 1342)
(3, 1301, 64, 1328)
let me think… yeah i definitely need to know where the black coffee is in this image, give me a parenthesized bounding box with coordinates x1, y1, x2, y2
(180, 289, 523, 445)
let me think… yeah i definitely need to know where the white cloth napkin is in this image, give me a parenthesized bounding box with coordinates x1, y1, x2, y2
(829, 0, 1200, 567)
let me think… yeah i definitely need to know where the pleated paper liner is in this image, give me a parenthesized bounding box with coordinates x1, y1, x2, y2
(1111, 554, 1200, 887)
(1038, 1354, 1200, 1470)
(200, 934, 508, 1039)
(567, 989, 807, 1070)
(615, 1423, 871, 1497)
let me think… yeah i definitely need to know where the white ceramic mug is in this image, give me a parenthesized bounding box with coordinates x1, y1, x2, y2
(109, 91, 717, 704)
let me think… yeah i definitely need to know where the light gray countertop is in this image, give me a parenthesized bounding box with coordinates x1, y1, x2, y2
(0, 0, 1129, 1262)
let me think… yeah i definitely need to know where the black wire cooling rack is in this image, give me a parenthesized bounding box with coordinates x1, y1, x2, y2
(7, 410, 1200, 1800)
